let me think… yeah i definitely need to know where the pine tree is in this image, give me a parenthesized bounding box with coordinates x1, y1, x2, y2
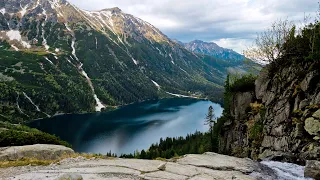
(205, 106, 216, 152)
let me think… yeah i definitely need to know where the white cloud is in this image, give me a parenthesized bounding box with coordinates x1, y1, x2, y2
(212, 38, 253, 54)
(68, 0, 318, 51)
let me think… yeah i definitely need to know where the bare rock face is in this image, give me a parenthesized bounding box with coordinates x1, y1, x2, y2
(0, 144, 74, 161)
(177, 152, 257, 174)
(220, 60, 320, 164)
(255, 69, 269, 100)
(0, 152, 279, 180)
(231, 92, 255, 121)
(304, 160, 320, 180)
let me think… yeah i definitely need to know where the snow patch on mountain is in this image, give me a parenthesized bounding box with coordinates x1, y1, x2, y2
(94, 95, 105, 112)
(132, 58, 138, 65)
(156, 47, 163, 56)
(16, 94, 29, 117)
(48, 0, 62, 9)
(169, 53, 175, 64)
(19, 4, 29, 17)
(6, 30, 22, 41)
(11, 45, 19, 51)
(31, 0, 41, 11)
(23, 92, 40, 112)
(151, 80, 160, 89)
(41, 8, 50, 50)
(44, 57, 54, 65)
(0, 8, 5, 14)
(80, 69, 106, 112)
(179, 67, 188, 74)
(6, 30, 31, 48)
(64, 22, 105, 111)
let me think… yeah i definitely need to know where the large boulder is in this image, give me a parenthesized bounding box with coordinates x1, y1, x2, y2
(313, 109, 320, 119)
(56, 173, 83, 180)
(304, 160, 320, 180)
(304, 117, 320, 136)
(0, 144, 74, 161)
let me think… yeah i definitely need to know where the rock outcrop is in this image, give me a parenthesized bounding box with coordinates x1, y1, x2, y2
(220, 62, 320, 164)
(0, 152, 277, 180)
(56, 173, 83, 180)
(304, 160, 320, 179)
(0, 144, 74, 161)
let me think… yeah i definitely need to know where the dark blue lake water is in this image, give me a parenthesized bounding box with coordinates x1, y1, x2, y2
(29, 98, 222, 155)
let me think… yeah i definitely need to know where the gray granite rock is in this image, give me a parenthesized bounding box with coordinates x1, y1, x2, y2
(305, 117, 320, 136)
(56, 173, 83, 180)
(0, 152, 263, 180)
(0, 144, 74, 161)
(304, 160, 320, 180)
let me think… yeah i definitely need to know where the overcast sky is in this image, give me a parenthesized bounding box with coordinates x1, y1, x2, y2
(68, 0, 317, 53)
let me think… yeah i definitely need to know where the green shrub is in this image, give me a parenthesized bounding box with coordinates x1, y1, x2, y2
(248, 120, 264, 148)
(0, 122, 71, 148)
(229, 74, 257, 92)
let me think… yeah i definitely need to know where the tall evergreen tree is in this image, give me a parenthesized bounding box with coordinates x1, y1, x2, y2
(205, 106, 216, 151)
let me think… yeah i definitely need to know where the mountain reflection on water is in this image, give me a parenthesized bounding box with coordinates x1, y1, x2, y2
(29, 98, 223, 155)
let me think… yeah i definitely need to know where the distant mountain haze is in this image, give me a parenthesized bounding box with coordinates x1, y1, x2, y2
(176, 39, 245, 61)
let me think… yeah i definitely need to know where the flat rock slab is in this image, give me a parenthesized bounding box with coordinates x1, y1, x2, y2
(177, 152, 257, 174)
(0, 144, 74, 161)
(1, 153, 260, 180)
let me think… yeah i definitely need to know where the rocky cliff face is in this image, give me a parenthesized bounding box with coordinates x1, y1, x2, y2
(220, 61, 320, 164)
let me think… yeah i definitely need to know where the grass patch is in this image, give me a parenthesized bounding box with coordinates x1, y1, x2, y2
(249, 101, 264, 114)
(0, 158, 54, 168)
(0, 152, 115, 168)
(229, 74, 257, 93)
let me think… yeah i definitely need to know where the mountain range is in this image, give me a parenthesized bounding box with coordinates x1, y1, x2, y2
(175, 39, 245, 61)
(0, 0, 248, 123)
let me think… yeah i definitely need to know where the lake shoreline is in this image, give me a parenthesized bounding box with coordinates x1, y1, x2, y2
(28, 98, 223, 155)
(29, 96, 213, 123)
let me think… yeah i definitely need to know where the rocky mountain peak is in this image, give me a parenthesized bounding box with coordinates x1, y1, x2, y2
(190, 40, 219, 47)
(181, 40, 245, 61)
(107, 7, 122, 13)
(191, 39, 206, 44)
(98, 7, 122, 14)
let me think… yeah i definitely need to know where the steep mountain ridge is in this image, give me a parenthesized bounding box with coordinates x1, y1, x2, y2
(176, 39, 262, 75)
(177, 39, 245, 61)
(0, 0, 227, 123)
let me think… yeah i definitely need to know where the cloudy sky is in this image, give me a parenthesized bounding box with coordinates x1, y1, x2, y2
(68, 0, 317, 53)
